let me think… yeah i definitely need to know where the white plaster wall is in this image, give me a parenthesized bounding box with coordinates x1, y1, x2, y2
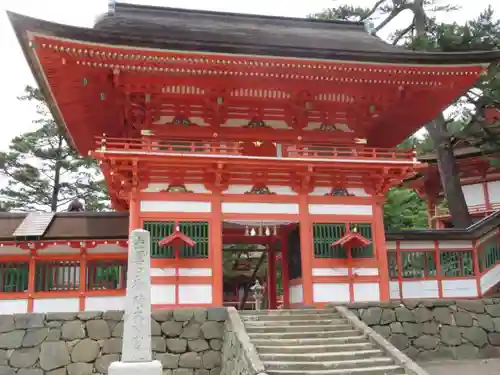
(38, 244, 80, 254)
(399, 241, 435, 250)
(441, 279, 478, 298)
(289, 284, 303, 304)
(353, 283, 380, 302)
(140, 200, 211, 213)
(308, 204, 372, 216)
(151, 285, 175, 305)
(151, 268, 176, 277)
(0, 245, 25, 255)
(142, 183, 211, 194)
(487, 181, 500, 204)
(353, 268, 379, 276)
(438, 240, 473, 250)
(87, 244, 127, 254)
(480, 264, 500, 294)
(178, 268, 212, 277)
(33, 298, 79, 313)
(312, 268, 348, 276)
(386, 242, 398, 250)
(313, 283, 350, 303)
(401, 280, 439, 299)
(178, 285, 212, 304)
(312, 268, 378, 276)
(85, 296, 126, 311)
(0, 299, 28, 313)
(222, 202, 299, 214)
(390, 281, 400, 299)
(462, 183, 485, 207)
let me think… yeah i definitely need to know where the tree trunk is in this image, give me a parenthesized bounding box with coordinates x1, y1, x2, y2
(50, 135, 64, 212)
(426, 115, 472, 228)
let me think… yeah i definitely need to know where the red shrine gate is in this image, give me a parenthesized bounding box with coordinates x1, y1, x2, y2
(6, 2, 500, 310)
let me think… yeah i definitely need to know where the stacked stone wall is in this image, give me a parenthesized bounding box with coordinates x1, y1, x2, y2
(347, 299, 500, 361)
(0, 309, 227, 375)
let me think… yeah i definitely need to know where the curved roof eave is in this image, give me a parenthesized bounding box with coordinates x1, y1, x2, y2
(7, 11, 500, 66)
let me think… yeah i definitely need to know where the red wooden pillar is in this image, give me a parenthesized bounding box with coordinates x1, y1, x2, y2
(373, 198, 390, 301)
(281, 232, 290, 309)
(211, 193, 223, 306)
(267, 244, 277, 309)
(299, 193, 313, 306)
(129, 190, 141, 232)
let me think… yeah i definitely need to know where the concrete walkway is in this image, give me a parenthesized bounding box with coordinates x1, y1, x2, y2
(421, 359, 500, 375)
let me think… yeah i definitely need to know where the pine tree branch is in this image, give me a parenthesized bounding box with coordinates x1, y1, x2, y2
(361, 0, 386, 21)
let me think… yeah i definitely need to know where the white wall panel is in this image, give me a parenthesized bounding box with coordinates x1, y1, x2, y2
(402, 280, 439, 299)
(141, 200, 211, 213)
(308, 204, 372, 216)
(33, 298, 79, 313)
(313, 283, 349, 303)
(354, 283, 380, 302)
(480, 264, 500, 294)
(441, 279, 477, 298)
(0, 299, 28, 313)
(390, 281, 400, 299)
(462, 183, 485, 207)
(487, 181, 500, 204)
(151, 285, 175, 305)
(178, 284, 212, 304)
(222, 202, 298, 214)
(289, 284, 303, 304)
(85, 296, 125, 311)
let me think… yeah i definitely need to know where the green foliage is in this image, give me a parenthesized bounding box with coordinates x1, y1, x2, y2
(0, 86, 109, 212)
(384, 187, 428, 231)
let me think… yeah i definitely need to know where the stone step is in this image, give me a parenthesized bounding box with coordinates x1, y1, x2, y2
(265, 364, 406, 375)
(242, 313, 339, 322)
(252, 335, 368, 346)
(248, 329, 362, 340)
(256, 342, 376, 354)
(245, 324, 353, 333)
(260, 349, 385, 362)
(243, 318, 348, 326)
(264, 357, 395, 371)
(239, 308, 338, 316)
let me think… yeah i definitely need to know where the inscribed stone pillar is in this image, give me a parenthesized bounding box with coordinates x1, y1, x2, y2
(108, 229, 162, 375)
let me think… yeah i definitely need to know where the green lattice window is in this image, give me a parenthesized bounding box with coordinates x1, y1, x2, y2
(0, 262, 29, 292)
(440, 251, 474, 277)
(313, 223, 373, 259)
(86, 260, 127, 291)
(401, 251, 436, 278)
(480, 235, 500, 271)
(35, 261, 80, 292)
(144, 221, 209, 259)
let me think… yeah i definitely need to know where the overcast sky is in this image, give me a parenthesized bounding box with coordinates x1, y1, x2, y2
(0, 0, 499, 152)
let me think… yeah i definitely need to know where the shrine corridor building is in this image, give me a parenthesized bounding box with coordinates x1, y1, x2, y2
(2, 3, 500, 313)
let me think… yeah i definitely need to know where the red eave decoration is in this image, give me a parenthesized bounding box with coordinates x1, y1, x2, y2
(331, 232, 372, 249)
(158, 230, 196, 247)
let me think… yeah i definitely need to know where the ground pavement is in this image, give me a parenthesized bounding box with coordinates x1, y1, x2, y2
(422, 359, 500, 375)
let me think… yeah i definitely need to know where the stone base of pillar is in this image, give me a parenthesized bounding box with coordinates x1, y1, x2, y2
(109, 360, 162, 375)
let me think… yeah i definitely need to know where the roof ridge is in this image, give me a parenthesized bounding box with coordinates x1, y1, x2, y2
(111, 1, 366, 29)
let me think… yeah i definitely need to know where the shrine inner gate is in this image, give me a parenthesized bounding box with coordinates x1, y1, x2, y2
(4, 2, 500, 310)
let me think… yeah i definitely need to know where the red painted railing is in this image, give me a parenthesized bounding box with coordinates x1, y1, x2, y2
(94, 136, 416, 162)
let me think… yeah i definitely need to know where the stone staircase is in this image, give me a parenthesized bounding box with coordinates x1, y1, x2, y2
(239, 308, 413, 375)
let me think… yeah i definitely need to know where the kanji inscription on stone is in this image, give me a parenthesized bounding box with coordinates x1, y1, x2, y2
(122, 229, 152, 362)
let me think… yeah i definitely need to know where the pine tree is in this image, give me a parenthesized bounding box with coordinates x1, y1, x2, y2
(0, 86, 109, 212)
(313, 1, 500, 228)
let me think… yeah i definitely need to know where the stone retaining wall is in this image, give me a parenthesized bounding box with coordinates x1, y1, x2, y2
(347, 299, 500, 361)
(0, 309, 227, 375)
